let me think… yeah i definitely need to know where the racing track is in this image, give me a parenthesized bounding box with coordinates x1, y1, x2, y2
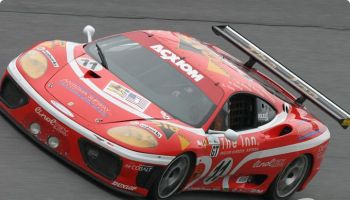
(0, 0, 350, 200)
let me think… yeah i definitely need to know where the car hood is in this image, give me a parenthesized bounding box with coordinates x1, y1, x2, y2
(45, 46, 169, 124)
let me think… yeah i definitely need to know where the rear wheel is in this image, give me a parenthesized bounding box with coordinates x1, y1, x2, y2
(264, 155, 311, 200)
(148, 154, 192, 200)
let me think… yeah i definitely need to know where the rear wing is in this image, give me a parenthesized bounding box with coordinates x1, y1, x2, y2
(212, 25, 350, 129)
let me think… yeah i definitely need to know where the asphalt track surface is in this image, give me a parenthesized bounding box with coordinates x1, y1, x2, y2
(0, 1, 350, 200)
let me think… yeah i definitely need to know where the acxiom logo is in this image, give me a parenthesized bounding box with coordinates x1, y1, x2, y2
(150, 44, 204, 82)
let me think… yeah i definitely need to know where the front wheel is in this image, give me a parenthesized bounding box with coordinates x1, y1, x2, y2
(148, 154, 192, 200)
(264, 155, 311, 200)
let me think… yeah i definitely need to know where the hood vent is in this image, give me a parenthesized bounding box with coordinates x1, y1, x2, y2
(83, 70, 101, 79)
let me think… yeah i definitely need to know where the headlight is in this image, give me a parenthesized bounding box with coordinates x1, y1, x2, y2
(107, 126, 158, 148)
(19, 50, 48, 79)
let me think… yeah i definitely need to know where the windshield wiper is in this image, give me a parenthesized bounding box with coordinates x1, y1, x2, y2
(95, 43, 108, 69)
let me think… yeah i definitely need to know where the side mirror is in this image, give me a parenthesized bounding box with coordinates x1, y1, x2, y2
(83, 25, 95, 43)
(208, 129, 240, 141)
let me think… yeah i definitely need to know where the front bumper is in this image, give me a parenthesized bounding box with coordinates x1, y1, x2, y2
(0, 59, 171, 197)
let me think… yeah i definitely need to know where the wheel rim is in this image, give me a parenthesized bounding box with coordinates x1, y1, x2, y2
(276, 155, 309, 198)
(158, 155, 190, 198)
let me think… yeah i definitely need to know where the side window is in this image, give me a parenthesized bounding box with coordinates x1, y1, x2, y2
(210, 94, 276, 132)
(210, 93, 276, 132)
(229, 94, 256, 131)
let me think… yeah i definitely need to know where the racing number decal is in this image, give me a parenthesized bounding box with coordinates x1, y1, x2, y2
(210, 145, 220, 157)
(184, 156, 234, 189)
(204, 158, 233, 185)
(184, 156, 212, 190)
(77, 57, 103, 71)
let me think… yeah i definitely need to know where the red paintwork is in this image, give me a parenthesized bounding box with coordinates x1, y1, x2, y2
(0, 30, 329, 197)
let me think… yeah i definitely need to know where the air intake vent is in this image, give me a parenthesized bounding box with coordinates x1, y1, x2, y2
(0, 76, 28, 108)
(79, 139, 122, 180)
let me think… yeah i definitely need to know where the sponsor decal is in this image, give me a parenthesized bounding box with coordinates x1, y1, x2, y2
(253, 158, 286, 168)
(139, 123, 162, 139)
(76, 57, 103, 71)
(178, 34, 220, 62)
(236, 176, 250, 184)
(220, 149, 244, 155)
(150, 44, 204, 82)
(298, 130, 321, 140)
(187, 187, 221, 191)
(197, 140, 205, 147)
(51, 100, 74, 117)
(104, 81, 150, 112)
(112, 181, 137, 191)
(210, 144, 220, 157)
(36, 47, 59, 67)
(124, 164, 153, 173)
(207, 59, 229, 77)
(197, 138, 210, 148)
(178, 34, 204, 54)
(258, 112, 269, 122)
(153, 122, 179, 139)
(232, 188, 264, 194)
(178, 134, 190, 150)
(34, 107, 68, 136)
(59, 79, 110, 117)
(248, 44, 278, 70)
(220, 136, 258, 149)
(204, 158, 233, 185)
(220, 137, 238, 149)
(218, 136, 259, 155)
(240, 136, 258, 147)
(289, 76, 318, 99)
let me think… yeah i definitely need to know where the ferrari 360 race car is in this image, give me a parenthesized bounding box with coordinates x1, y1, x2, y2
(1, 25, 349, 200)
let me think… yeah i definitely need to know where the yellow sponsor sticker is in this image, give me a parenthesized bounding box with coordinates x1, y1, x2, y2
(178, 134, 190, 150)
(342, 119, 350, 126)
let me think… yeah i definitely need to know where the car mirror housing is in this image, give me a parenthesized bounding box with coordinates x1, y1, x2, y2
(224, 129, 240, 141)
(83, 25, 95, 43)
(208, 129, 240, 141)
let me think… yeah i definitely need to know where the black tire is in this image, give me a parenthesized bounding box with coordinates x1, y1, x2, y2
(148, 154, 192, 200)
(264, 155, 312, 200)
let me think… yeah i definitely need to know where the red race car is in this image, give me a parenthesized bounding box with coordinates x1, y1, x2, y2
(0, 25, 349, 200)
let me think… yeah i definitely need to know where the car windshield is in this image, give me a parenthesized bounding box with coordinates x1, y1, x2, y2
(85, 35, 215, 127)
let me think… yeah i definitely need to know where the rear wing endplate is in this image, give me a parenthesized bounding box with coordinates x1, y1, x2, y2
(212, 25, 350, 129)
